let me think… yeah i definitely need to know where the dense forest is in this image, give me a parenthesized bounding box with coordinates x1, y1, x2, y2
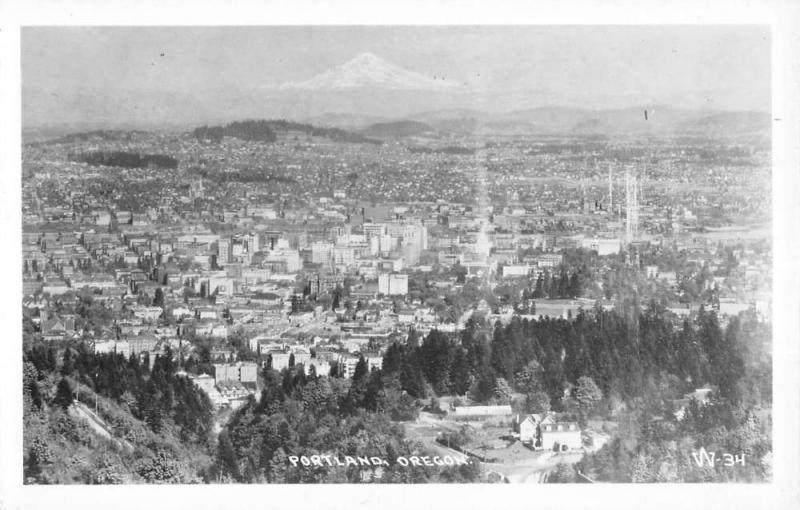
(70, 150, 178, 170)
(362, 120, 433, 138)
(267, 119, 382, 145)
(382, 306, 770, 409)
(193, 121, 277, 143)
(192, 119, 381, 145)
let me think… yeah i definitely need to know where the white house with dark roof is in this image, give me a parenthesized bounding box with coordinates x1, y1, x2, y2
(516, 413, 582, 451)
(539, 415, 582, 451)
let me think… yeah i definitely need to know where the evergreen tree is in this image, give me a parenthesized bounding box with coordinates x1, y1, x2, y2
(533, 273, 544, 298)
(568, 272, 582, 298)
(293, 364, 308, 391)
(353, 355, 369, 386)
(420, 330, 452, 395)
(490, 321, 515, 381)
(61, 348, 75, 376)
(493, 377, 513, 404)
(54, 377, 74, 410)
(449, 348, 471, 395)
(514, 359, 545, 394)
(153, 287, 165, 308)
(399, 351, 426, 398)
(525, 390, 552, 414)
(382, 343, 404, 376)
(576, 376, 603, 420)
(469, 365, 495, 403)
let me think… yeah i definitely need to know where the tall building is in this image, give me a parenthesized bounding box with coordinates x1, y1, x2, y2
(379, 273, 408, 296)
(265, 249, 302, 272)
(217, 238, 231, 266)
(625, 167, 639, 244)
(362, 222, 386, 238)
(189, 178, 205, 201)
(333, 246, 356, 266)
(311, 241, 334, 267)
(401, 223, 427, 266)
(379, 234, 397, 254)
(246, 232, 261, 253)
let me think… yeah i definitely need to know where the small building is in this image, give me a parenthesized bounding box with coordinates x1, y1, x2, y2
(451, 405, 513, 420)
(304, 358, 331, 377)
(673, 387, 714, 421)
(517, 413, 582, 451)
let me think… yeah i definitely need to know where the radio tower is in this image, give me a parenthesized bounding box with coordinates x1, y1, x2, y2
(625, 166, 639, 244)
(607, 164, 613, 215)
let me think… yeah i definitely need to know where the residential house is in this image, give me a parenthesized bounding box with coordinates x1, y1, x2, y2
(539, 415, 582, 451)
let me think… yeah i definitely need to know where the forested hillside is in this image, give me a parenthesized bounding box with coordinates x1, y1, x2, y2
(23, 304, 771, 483)
(23, 346, 215, 483)
(192, 119, 381, 145)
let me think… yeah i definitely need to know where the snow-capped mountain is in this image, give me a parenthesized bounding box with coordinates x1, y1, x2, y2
(280, 52, 461, 91)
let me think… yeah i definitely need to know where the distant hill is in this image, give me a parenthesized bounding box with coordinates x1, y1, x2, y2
(51, 130, 152, 144)
(412, 108, 487, 123)
(676, 111, 771, 138)
(193, 121, 276, 143)
(362, 120, 434, 138)
(425, 117, 480, 134)
(494, 107, 589, 133)
(305, 112, 389, 130)
(24, 129, 157, 146)
(405, 106, 771, 138)
(28, 108, 769, 146)
(192, 119, 382, 145)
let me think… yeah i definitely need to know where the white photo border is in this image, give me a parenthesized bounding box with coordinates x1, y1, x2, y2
(1, 1, 798, 509)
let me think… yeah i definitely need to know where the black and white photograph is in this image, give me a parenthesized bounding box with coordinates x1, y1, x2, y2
(2, 1, 800, 508)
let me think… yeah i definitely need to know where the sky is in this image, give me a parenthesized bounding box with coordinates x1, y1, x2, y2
(21, 26, 771, 126)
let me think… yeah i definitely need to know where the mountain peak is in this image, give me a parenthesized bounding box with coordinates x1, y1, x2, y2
(349, 52, 385, 65)
(280, 52, 461, 92)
